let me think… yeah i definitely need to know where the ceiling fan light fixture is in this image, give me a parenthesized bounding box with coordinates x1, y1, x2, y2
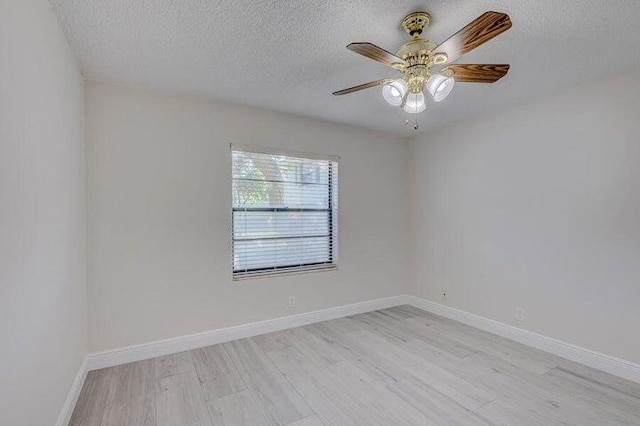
(403, 91, 426, 114)
(426, 74, 455, 102)
(333, 11, 512, 125)
(382, 79, 408, 106)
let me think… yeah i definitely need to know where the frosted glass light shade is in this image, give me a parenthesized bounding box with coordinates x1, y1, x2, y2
(403, 91, 426, 113)
(382, 79, 408, 106)
(426, 74, 455, 102)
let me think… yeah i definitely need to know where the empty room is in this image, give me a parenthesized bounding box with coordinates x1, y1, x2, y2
(2, 0, 640, 425)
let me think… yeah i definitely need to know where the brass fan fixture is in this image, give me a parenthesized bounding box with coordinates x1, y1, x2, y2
(333, 11, 512, 115)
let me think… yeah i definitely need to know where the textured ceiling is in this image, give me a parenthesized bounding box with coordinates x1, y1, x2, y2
(50, 0, 640, 136)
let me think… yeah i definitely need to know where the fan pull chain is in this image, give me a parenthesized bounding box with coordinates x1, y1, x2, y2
(403, 116, 420, 130)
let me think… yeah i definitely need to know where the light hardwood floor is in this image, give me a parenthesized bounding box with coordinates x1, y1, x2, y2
(70, 306, 640, 425)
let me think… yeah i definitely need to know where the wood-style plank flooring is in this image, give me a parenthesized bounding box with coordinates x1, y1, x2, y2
(70, 306, 640, 425)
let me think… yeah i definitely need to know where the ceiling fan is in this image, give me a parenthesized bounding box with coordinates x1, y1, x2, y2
(333, 11, 512, 116)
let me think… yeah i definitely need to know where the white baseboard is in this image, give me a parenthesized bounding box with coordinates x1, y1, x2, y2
(84, 293, 640, 385)
(55, 357, 88, 426)
(407, 296, 640, 384)
(87, 295, 411, 370)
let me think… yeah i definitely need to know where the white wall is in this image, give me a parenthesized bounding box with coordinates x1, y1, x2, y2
(0, 1, 86, 425)
(86, 82, 409, 352)
(409, 70, 640, 364)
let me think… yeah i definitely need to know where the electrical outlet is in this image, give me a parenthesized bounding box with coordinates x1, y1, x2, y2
(288, 296, 296, 308)
(516, 307, 526, 322)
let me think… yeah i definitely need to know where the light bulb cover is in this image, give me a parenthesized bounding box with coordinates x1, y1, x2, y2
(426, 74, 455, 102)
(403, 91, 426, 113)
(382, 79, 408, 107)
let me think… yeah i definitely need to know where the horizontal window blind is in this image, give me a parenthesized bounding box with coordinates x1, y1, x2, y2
(232, 147, 338, 278)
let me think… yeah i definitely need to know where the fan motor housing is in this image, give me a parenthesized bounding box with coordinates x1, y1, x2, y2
(396, 35, 436, 93)
(395, 38, 436, 66)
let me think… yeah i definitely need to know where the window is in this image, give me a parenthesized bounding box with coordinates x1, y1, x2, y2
(232, 145, 338, 279)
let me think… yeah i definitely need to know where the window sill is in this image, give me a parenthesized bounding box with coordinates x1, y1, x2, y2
(233, 264, 338, 281)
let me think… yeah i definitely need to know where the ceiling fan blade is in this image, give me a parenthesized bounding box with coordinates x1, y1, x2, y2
(441, 64, 510, 83)
(347, 43, 407, 70)
(333, 78, 392, 96)
(431, 12, 512, 64)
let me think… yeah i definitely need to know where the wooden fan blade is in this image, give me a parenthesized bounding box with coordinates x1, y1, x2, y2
(347, 43, 406, 69)
(441, 64, 510, 83)
(432, 12, 512, 64)
(333, 78, 391, 96)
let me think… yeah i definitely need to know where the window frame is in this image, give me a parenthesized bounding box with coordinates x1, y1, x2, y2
(231, 144, 339, 280)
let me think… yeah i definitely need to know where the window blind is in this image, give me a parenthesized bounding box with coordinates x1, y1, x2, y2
(232, 146, 338, 278)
